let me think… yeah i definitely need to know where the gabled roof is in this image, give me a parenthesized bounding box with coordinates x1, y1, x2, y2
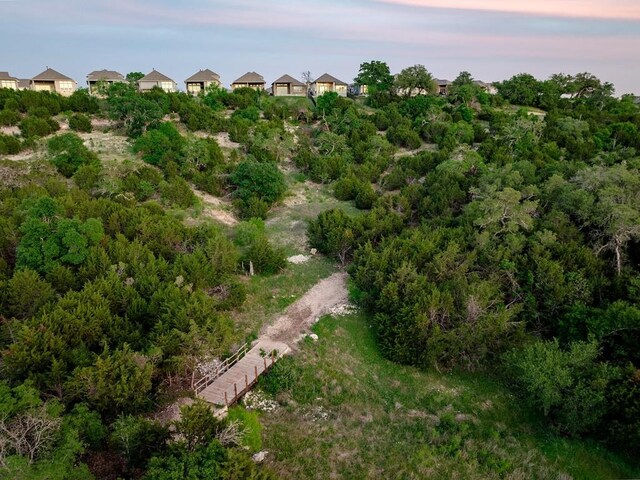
(185, 69, 220, 83)
(0, 71, 18, 81)
(18, 79, 30, 89)
(32, 68, 74, 82)
(139, 69, 175, 83)
(232, 71, 265, 84)
(314, 73, 347, 86)
(272, 74, 305, 87)
(436, 78, 451, 86)
(87, 69, 125, 81)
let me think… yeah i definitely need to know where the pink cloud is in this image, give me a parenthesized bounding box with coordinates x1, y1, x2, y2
(377, 0, 640, 20)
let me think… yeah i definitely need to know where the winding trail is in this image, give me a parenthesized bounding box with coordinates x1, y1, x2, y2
(198, 272, 349, 407)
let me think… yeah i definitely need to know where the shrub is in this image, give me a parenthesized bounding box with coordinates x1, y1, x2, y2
(231, 106, 260, 122)
(242, 236, 286, 274)
(2, 268, 55, 319)
(0, 133, 23, 155)
(307, 208, 360, 264)
(354, 183, 377, 209)
(0, 109, 20, 126)
(69, 113, 92, 132)
(47, 133, 98, 177)
(19, 116, 59, 138)
(73, 163, 103, 191)
(387, 125, 421, 149)
(333, 176, 359, 201)
(67, 89, 100, 113)
(133, 122, 185, 168)
(159, 177, 196, 208)
(237, 197, 270, 220)
(504, 340, 621, 436)
(231, 160, 286, 206)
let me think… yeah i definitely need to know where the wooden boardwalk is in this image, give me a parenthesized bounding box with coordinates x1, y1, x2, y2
(197, 340, 290, 407)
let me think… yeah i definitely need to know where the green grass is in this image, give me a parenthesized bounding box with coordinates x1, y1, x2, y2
(266, 173, 360, 255)
(254, 313, 639, 480)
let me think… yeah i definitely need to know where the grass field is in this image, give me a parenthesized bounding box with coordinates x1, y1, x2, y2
(253, 313, 639, 480)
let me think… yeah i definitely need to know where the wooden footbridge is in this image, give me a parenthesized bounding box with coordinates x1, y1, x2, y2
(194, 272, 348, 410)
(195, 339, 290, 408)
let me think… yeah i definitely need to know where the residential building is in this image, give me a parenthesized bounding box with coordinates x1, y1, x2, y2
(436, 79, 451, 96)
(17, 79, 30, 90)
(231, 72, 265, 90)
(0, 71, 19, 90)
(311, 73, 348, 97)
(86, 69, 125, 95)
(350, 83, 368, 96)
(137, 69, 177, 93)
(271, 74, 307, 96)
(31, 67, 77, 96)
(185, 69, 221, 95)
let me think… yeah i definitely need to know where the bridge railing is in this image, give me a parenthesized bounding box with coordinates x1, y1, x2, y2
(194, 342, 248, 395)
(223, 350, 278, 407)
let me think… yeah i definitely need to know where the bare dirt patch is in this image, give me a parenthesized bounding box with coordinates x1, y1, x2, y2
(261, 271, 349, 346)
(0, 126, 20, 136)
(78, 130, 131, 163)
(192, 188, 239, 227)
(212, 132, 241, 150)
(91, 118, 116, 129)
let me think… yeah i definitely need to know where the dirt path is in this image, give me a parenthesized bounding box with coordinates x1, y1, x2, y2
(261, 271, 349, 346)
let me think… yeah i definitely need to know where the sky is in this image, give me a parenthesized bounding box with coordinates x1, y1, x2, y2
(1, 0, 639, 95)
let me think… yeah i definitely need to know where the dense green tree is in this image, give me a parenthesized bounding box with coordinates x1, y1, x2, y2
(505, 340, 620, 435)
(107, 83, 163, 137)
(230, 160, 286, 208)
(354, 60, 394, 95)
(394, 64, 437, 97)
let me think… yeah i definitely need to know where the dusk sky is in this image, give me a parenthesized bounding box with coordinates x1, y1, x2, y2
(2, 0, 639, 94)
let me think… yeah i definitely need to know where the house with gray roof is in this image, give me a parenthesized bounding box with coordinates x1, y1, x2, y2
(231, 72, 265, 91)
(0, 71, 19, 90)
(138, 69, 177, 93)
(17, 79, 31, 90)
(271, 74, 307, 96)
(185, 69, 221, 95)
(310, 73, 348, 97)
(31, 67, 77, 96)
(87, 69, 125, 95)
(436, 79, 451, 96)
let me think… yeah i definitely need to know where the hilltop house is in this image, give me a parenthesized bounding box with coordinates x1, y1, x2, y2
(31, 68, 77, 96)
(138, 69, 177, 93)
(310, 73, 348, 97)
(436, 79, 451, 96)
(231, 72, 265, 91)
(271, 74, 306, 96)
(185, 69, 221, 95)
(0, 71, 19, 90)
(86, 69, 125, 95)
(17, 79, 30, 90)
(350, 83, 368, 96)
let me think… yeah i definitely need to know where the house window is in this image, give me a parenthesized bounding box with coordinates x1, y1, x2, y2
(160, 82, 174, 92)
(34, 83, 52, 92)
(59, 81, 74, 90)
(0, 80, 15, 89)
